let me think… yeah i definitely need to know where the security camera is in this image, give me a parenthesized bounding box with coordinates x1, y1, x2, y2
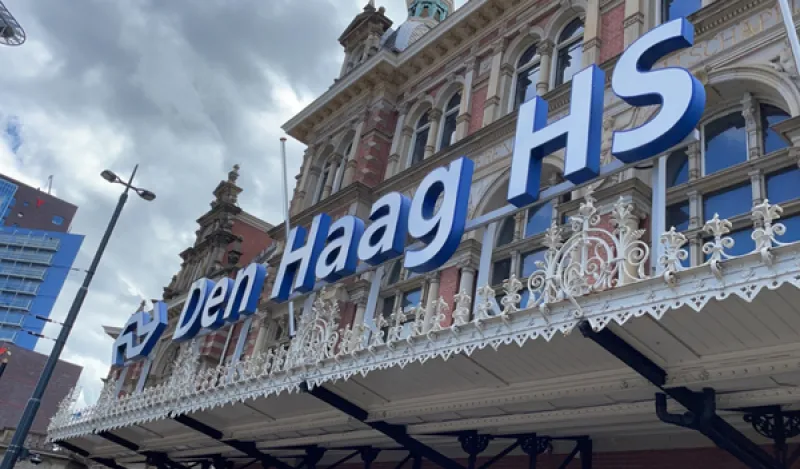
(29, 453, 43, 465)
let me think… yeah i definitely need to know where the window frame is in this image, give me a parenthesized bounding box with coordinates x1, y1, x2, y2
(408, 110, 432, 167)
(511, 43, 542, 112)
(553, 19, 585, 88)
(438, 92, 462, 152)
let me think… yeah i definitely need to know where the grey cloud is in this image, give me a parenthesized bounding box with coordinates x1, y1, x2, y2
(0, 0, 372, 404)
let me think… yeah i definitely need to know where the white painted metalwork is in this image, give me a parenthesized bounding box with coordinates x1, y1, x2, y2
(48, 197, 800, 442)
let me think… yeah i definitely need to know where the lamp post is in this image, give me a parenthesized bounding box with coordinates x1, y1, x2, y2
(1, 165, 155, 469)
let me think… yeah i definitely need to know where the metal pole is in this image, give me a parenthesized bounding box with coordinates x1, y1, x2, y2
(778, 0, 800, 78)
(1, 165, 138, 469)
(279, 138, 296, 337)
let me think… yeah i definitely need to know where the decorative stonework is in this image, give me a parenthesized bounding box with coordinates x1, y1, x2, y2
(49, 196, 800, 443)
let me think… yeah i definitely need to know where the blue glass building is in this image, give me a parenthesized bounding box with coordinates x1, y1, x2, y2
(0, 226, 83, 349)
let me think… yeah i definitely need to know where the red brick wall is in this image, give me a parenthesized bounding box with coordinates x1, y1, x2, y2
(599, 4, 625, 63)
(438, 267, 459, 327)
(231, 218, 273, 266)
(469, 86, 488, 135)
(200, 329, 227, 362)
(354, 107, 397, 187)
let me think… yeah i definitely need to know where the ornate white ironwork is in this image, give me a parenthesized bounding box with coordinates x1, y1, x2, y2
(660, 228, 689, 285)
(752, 199, 789, 265)
(48, 198, 800, 443)
(702, 213, 735, 278)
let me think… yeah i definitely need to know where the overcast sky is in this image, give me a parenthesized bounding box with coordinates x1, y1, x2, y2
(0, 0, 466, 408)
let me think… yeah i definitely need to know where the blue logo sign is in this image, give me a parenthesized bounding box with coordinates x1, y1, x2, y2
(114, 18, 706, 362)
(112, 301, 168, 366)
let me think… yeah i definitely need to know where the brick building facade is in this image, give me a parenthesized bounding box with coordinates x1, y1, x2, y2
(47, 1, 800, 468)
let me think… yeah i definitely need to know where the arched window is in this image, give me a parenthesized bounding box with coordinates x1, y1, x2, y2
(761, 104, 790, 154)
(439, 92, 461, 151)
(554, 19, 584, 87)
(410, 111, 430, 166)
(703, 111, 747, 176)
(666, 148, 689, 188)
(514, 44, 540, 110)
(332, 142, 353, 194)
(661, 0, 702, 23)
(496, 217, 515, 247)
(313, 159, 333, 204)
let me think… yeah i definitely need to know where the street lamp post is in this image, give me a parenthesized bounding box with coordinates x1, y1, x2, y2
(0, 165, 155, 469)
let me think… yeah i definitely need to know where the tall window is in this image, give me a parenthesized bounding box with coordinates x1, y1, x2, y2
(514, 44, 540, 110)
(665, 100, 795, 268)
(703, 111, 747, 176)
(554, 19, 584, 87)
(761, 104, 790, 154)
(439, 92, 461, 151)
(410, 111, 430, 166)
(332, 142, 353, 194)
(661, 0, 702, 23)
(313, 160, 332, 204)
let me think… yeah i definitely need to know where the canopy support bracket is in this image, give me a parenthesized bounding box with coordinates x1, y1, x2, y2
(579, 321, 780, 469)
(300, 382, 464, 469)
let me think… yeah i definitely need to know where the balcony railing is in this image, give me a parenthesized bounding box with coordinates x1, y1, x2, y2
(0, 312, 24, 327)
(47, 198, 800, 442)
(0, 248, 54, 265)
(0, 278, 39, 295)
(0, 233, 60, 251)
(0, 296, 32, 311)
(0, 264, 46, 280)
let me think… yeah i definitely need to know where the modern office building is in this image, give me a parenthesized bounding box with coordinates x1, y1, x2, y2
(0, 227, 83, 349)
(47, 1, 800, 468)
(0, 343, 85, 469)
(0, 173, 78, 233)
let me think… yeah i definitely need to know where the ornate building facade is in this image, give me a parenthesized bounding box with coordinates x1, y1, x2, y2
(48, 0, 800, 468)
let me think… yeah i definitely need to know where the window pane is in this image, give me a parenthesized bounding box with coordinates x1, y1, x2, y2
(761, 104, 790, 154)
(666, 201, 690, 232)
(440, 112, 458, 150)
(417, 112, 430, 129)
(663, 0, 702, 21)
(518, 45, 537, 68)
(703, 183, 752, 221)
(381, 296, 396, 322)
(525, 201, 553, 237)
(402, 288, 422, 310)
(555, 41, 583, 86)
(446, 93, 461, 112)
(558, 19, 584, 42)
(780, 214, 800, 244)
(521, 250, 546, 278)
(766, 166, 800, 205)
(387, 262, 402, 285)
(515, 66, 540, 109)
(496, 217, 515, 247)
(703, 228, 755, 260)
(704, 112, 747, 175)
(491, 259, 512, 286)
(411, 128, 428, 165)
(666, 148, 689, 187)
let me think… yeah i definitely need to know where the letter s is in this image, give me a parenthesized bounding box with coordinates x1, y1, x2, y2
(611, 18, 706, 163)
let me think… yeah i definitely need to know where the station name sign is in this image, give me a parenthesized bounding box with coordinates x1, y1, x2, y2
(113, 19, 706, 366)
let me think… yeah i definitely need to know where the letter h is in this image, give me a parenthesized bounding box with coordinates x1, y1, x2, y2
(508, 65, 605, 207)
(270, 213, 331, 302)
